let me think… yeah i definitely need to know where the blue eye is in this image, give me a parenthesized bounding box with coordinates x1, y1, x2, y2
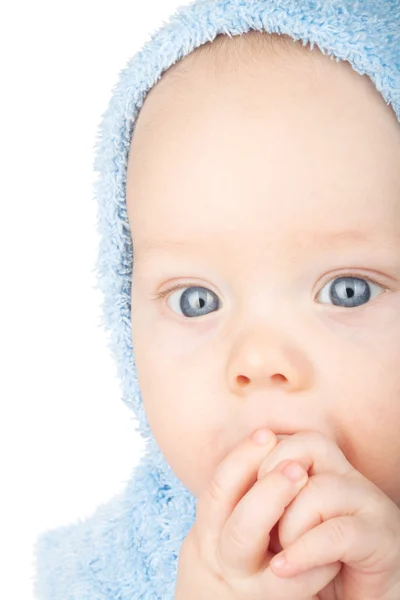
(316, 275, 386, 308)
(158, 274, 387, 319)
(166, 286, 220, 318)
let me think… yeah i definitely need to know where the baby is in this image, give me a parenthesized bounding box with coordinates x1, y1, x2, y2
(33, 4, 400, 599)
(126, 30, 400, 598)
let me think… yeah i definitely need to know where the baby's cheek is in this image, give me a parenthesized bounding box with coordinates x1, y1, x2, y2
(321, 299, 399, 342)
(184, 428, 226, 498)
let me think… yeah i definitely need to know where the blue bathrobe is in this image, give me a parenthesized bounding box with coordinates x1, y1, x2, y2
(33, 0, 400, 598)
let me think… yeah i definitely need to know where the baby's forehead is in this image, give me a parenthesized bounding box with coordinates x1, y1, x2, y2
(164, 30, 323, 82)
(133, 42, 397, 171)
(135, 31, 397, 146)
(127, 32, 400, 236)
(136, 32, 324, 123)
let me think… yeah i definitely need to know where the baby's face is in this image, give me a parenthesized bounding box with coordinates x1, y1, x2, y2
(127, 42, 400, 503)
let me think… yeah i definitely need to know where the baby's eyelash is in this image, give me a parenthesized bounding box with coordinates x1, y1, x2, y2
(151, 282, 194, 301)
(151, 273, 387, 302)
(319, 272, 382, 288)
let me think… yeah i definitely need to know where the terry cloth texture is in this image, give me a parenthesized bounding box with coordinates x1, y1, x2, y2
(33, 0, 400, 598)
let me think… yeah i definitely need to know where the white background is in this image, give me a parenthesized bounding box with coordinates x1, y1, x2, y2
(1, 1, 182, 597)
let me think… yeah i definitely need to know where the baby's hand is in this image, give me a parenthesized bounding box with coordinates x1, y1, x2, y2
(175, 430, 339, 600)
(259, 431, 400, 599)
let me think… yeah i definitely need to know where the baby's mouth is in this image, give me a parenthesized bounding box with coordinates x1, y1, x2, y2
(269, 521, 283, 554)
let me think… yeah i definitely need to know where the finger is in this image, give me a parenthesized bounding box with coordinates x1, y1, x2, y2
(271, 474, 398, 580)
(219, 459, 309, 577)
(195, 430, 278, 566)
(277, 471, 375, 549)
(257, 430, 354, 482)
(270, 515, 372, 579)
(262, 560, 342, 600)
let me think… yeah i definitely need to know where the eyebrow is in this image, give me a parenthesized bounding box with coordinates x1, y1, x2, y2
(134, 229, 386, 261)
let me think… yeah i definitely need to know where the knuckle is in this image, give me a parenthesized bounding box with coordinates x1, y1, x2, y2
(196, 477, 225, 524)
(296, 430, 338, 457)
(327, 517, 349, 547)
(306, 472, 324, 492)
(228, 517, 248, 553)
(292, 430, 323, 447)
(295, 534, 314, 566)
(206, 475, 226, 506)
(307, 471, 333, 493)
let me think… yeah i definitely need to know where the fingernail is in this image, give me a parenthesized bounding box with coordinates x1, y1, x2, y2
(271, 553, 287, 569)
(252, 428, 273, 445)
(282, 462, 307, 481)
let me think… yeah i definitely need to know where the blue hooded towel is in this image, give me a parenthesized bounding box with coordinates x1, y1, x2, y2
(33, 0, 400, 598)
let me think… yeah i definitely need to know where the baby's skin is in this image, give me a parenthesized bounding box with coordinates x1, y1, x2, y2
(126, 32, 400, 598)
(175, 429, 400, 599)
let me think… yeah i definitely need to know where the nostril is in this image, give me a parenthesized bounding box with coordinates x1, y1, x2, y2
(271, 374, 287, 383)
(237, 374, 287, 386)
(237, 375, 250, 386)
